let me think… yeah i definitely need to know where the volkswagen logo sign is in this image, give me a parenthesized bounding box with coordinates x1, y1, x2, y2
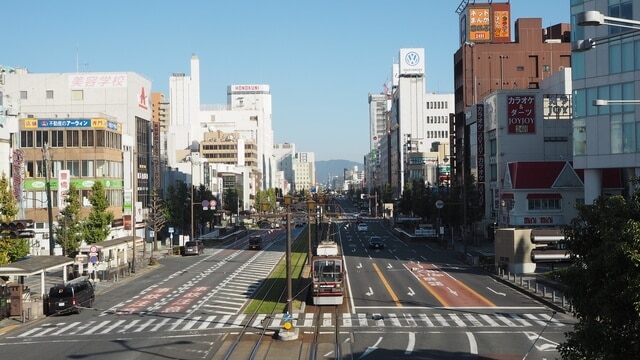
(405, 51, 420, 66)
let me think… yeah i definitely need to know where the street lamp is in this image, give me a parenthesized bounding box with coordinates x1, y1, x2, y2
(573, 11, 640, 52)
(283, 194, 293, 315)
(577, 10, 640, 29)
(593, 99, 640, 106)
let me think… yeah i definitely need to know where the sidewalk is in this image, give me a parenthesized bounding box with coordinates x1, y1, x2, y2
(0, 246, 172, 335)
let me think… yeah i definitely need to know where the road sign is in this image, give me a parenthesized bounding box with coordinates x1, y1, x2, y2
(283, 313, 293, 330)
(90, 255, 99, 264)
(89, 245, 98, 253)
(168, 227, 174, 234)
(435, 200, 444, 209)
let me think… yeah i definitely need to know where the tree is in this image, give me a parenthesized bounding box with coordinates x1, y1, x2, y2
(82, 181, 114, 244)
(0, 172, 27, 265)
(558, 190, 640, 359)
(193, 184, 216, 237)
(254, 190, 269, 213)
(146, 187, 167, 260)
(164, 182, 190, 236)
(55, 183, 83, 257)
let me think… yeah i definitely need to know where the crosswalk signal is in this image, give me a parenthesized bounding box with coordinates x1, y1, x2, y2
(1, 220, 35, 238)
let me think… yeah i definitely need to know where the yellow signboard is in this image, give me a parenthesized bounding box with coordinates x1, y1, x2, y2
(469, 7, 491, 42)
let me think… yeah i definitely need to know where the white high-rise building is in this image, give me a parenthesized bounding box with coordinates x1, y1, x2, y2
(166, 56, 275, 198)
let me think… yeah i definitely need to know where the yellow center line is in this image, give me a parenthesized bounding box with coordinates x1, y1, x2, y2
(372, 262, 402, 307)
(417, 276, 452, 307)
(450, 276, 496, 307)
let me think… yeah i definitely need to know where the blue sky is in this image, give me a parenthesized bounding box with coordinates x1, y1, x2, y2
(4, 1, 570, 162)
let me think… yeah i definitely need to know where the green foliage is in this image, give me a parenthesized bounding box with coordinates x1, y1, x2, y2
(0, 172, 18, 222)
(558, 192, 640, 359)
(55, 183, 83, 257)
(165, 182, 190, 235)
(254, 190, 269, 212)
(82, 181, 114, 244)
(223, 187, 241, 214)
(0, 172, 27, 265)
(193, 184, 216, 236)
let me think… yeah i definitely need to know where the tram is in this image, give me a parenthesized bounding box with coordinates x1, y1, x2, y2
(311, 240, 344, 305)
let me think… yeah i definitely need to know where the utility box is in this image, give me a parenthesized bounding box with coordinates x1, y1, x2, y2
(8, 284, 23, 316)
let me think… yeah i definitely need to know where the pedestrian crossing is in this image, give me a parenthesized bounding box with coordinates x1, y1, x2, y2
(13, 312, 565, 338)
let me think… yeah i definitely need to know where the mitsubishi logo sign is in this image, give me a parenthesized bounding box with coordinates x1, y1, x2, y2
(405, 51, 420, 66)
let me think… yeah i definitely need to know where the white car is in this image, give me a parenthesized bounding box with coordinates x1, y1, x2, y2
(357, 223, 368, 232)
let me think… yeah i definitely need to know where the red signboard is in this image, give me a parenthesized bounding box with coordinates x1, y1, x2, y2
(507, 95, 536, 134)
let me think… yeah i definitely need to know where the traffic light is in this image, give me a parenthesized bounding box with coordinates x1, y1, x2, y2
(0, 220, 35, 238)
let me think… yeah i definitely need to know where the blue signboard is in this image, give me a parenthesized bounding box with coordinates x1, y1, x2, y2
(39, 119, 91, 128)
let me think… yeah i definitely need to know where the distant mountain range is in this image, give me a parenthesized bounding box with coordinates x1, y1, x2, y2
(315, 159, 363, 185)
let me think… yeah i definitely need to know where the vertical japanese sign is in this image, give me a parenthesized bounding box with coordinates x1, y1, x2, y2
(58, 170, 70, 211)
(12, 149, 24, 202)
(468, 7, 492, 42)
(507, 95, 536, 134)
(493, 10, 510, 41)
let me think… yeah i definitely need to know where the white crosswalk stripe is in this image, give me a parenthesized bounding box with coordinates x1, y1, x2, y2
(12, 312, 567, 338)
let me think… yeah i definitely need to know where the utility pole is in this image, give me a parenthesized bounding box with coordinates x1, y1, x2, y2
(131, 147, 137, 273)
(42, 143, 55, 255)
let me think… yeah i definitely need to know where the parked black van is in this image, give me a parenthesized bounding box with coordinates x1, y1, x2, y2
(48, 277, 95, 315)
(248, 235, 263, 250)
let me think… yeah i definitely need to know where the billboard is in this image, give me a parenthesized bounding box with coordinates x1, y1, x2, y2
(507, 95, 536, 134)
(459, 2, 511, 45)
(398, 48, 425, 76)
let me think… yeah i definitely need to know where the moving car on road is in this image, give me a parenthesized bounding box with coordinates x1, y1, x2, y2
(369, 236, 384, 249)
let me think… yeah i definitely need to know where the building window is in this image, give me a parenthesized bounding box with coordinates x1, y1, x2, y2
(25, 161, 34, 178)
(20, 91, 27, 100)
(52, 160, 63, 177)
(66, 160, 80, 177)
(527, 198, 562, 210)
(66, 130, 79, 147)
(71, 90, 83, 101)
(608, 1, 633, 36)
(36, 131, 49, 148)
(20, 131, 34, 147)
(96, 130, 105, 147)
(46, 90, 54, 99)
(82, 130, 94, 147)
(96, 160, 108, 177)
(82, 160, 94, 177)
(51, 130, 64, 147)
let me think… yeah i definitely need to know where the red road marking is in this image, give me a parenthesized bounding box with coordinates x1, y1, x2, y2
(117, 287, 172, 314)
(406, 263, 495, 307)
(161, 286, 211, 313)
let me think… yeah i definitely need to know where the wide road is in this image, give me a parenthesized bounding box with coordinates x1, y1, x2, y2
(337, 215, 574, 359)
(0, 216, 575, 359)
(0, 229, 290, 360)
